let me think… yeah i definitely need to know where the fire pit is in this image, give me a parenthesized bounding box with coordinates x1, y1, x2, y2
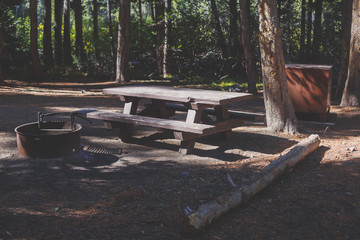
(15, 111, 86, 158)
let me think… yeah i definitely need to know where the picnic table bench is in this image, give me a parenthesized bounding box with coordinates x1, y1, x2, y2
(87, 85, 262, 154)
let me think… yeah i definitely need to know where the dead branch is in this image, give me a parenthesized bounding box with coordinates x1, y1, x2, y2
(184, 134, 321, 233)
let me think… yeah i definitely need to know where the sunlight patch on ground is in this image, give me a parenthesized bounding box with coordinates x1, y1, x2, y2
(0, 85, 103, 97)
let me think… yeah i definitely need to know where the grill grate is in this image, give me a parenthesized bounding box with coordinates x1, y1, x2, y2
(83, 146, 122, 155)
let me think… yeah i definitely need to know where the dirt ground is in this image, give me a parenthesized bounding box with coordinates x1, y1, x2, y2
(0, 80, 359, 240)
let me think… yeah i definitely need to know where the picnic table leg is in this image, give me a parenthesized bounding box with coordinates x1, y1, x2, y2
(116, 97, 139, 142)
(215, 105, 231, 140)
(178, 108, 203, 154)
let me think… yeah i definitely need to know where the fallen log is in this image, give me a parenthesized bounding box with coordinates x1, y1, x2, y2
(184, 134, 321, 233)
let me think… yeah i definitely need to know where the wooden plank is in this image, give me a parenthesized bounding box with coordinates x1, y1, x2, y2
(103, 86, 253, 105)
(87, 111, 215, 134)
(164, 103, 265, 121)
(179, 107, 204, 154)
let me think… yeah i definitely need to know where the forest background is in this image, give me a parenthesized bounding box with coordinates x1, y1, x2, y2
(0, 0, 348, 99)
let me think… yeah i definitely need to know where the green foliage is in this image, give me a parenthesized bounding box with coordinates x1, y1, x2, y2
(0, 0, 346, 86)
(0, 1, 31, 79)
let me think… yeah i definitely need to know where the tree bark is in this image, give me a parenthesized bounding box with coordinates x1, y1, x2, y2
(30, 0, 43, 80)
(341, 0, 360, 107)
(306, 0, 313, 62)
(184, 134, 320, 233)
(150, 0, 155, 22)
(107, 0, 116, 72)
(115, 0, 131, 83)
(54, 0, 63, 66)
(0, 30, 3, 81)
(155, 0, 165, 75)
(63, 0, 72, 66)
(93, 0, 99, 60)
(229, 0, 240, 60)
(43, 0, 53, 68)
(138, 0, 142, 41)
(257, 0, 297, 133)
(312, 0, 323, 63)
(73, 0, 85, 63)
(210, 0, 228, 59)
(299, 0, 306, 62)
(239, 0, 257, 94)
(163, 0, 169, 77)
(336, 0, 353, 100)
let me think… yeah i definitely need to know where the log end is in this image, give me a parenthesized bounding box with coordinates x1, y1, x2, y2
(182, 217, 199, 234)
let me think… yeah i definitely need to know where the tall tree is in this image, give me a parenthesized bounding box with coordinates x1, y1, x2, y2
(115, 0, 130, 83)
(336, 0, 353, 100)
(150, 0, 155, 22)
(155, 0, 165, 75)
(229, 0, 240, 60)
(43, 0, 53, 68)
(93, 0, 99, 60)
(73, 0, 85, 63)
(299, 0, 306, 62)
(210, 0, 228, 58)
(54, 0, 63, 65)
(306, 0, 313, 62)
(257, 0, 297, 133)
(107, 0, 116, 71)
(138, 0, 142, 41)
(341, 0, 360, 107)
(63, 0, 72, 66)
(312, 0, 323, 63)
(163, 0, 170, 77)
(0, 30, 3, 81)
(239, 0, 257, 94)
(30, 0, 43, 80)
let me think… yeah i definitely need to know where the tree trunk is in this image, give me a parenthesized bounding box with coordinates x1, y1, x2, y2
(93, 0, 99, 60)
(184, 134, 320, 233)
(43, 0, 53, 69)
(30, 0, 43, 80)
(229, 0, 240, 60)
(54, 0, 63, 66)
(63, 0, 72, 66)
(155, 0, 165, 75)
(150, 0, 155, 22)
(299, 0, 306, 62)
(257, 0, 297, 133)
(336, 0, 353, 100)
(138, 0, 142, 41)
(107, 0, 116, 73)
(239, 0, 257, 94)
(341, 0, 360, 107)
(0, 30, 3, 81)
(163, 0, 170, 77)
(312, 0, 322, 63)
(167, 0, 172, 44)
(115, 0, 131, 83)
(73, 0, 85, 63)
(306, 0, 313, 62)
(210, 0, 228, 59)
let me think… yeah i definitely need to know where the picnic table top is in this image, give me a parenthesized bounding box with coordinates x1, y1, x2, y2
(103, 85, 253, 105)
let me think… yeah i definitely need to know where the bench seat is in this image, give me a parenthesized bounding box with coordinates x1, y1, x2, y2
(87, 111, 215, 134)
(164, 103, 265, 121)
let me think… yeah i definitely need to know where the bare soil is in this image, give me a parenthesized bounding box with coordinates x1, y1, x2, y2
(0, 80, 359, 240)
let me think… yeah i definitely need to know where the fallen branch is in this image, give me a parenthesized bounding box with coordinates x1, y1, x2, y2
(184, 134, 321, 233)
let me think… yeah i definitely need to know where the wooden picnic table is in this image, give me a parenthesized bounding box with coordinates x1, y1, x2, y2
(87, 85, 256, 154)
